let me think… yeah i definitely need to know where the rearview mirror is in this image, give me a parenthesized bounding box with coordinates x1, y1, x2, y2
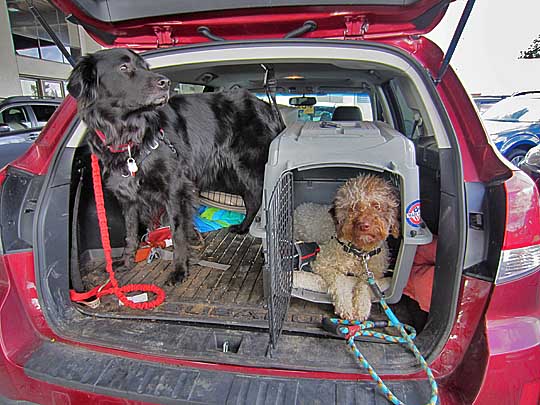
(289, 97, 316, 106)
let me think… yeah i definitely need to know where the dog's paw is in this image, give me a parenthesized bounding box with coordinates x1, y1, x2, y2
(351, 284, 372, 321)
(165, 263, 189, 286)
(334, 295, 354, 321)
(122, 254, 136, 270)
(165, 271, 186, 286)
(228, 224, 249, 234)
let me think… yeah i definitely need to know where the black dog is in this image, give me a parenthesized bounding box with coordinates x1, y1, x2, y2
(67, 48, 283, 284)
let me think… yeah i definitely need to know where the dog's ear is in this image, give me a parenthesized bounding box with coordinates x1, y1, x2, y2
(67, 54, 97, 106)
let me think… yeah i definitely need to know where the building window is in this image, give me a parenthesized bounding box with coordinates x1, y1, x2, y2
(42, 80, 63, 97)
(20, 77, 40, 97)
(20, 77, 66, 98)
(7, 0, 81, 64)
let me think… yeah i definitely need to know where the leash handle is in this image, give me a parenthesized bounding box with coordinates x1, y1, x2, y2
(326, 255, 439, 404)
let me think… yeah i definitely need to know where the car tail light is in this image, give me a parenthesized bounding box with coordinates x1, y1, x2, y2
(496, 170, 540, 284)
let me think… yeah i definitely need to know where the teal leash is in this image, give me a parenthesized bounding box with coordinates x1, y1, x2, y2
(327, 255, 439, 405)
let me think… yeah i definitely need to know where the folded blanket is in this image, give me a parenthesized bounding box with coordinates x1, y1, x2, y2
(403, 236, 437, 312)
(194, 205, 245, 233)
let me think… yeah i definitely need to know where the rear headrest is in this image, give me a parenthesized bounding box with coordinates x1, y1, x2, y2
(331, 106, 362, 121)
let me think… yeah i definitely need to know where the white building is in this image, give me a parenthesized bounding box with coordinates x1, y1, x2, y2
(0, 0, 101, 99)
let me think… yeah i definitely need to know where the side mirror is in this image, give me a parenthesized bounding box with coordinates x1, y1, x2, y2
(0, 124, 11, 133)
(289, 96, 316, 106)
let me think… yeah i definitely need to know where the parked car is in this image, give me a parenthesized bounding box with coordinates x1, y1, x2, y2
(0, 96, 61, 167)
(519, 144, 540, 189)
(472, 94, 507, 114)
(0, 1, 538, 404)
(482, 92, 540, 165)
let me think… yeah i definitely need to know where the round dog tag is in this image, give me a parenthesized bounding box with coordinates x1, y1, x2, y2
(127, 157, 138, 176)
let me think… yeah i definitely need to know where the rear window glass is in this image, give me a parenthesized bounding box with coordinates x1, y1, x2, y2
(258, 92, 373, 122)
(32, 104, 57, 124)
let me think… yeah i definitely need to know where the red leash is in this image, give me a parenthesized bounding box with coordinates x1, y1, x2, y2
(70, 154, 165, 309)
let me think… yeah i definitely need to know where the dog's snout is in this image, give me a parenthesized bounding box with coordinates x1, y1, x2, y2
(358, 222, 370, 232)
(156, 76, 171, 89)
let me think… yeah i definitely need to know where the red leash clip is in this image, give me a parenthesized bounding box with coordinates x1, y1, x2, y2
(345, 324, 362, 340)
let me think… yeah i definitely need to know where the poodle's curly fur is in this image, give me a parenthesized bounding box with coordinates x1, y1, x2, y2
(293, 202, 335, 244)
(311, 174, 400, 320)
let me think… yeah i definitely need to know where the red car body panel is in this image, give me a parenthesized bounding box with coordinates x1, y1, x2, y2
(50, 0, 452, 49)
(0, 7, 538, 402)
(474, 270, 540, 405)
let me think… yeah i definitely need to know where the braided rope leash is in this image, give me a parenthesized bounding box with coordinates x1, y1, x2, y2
(330, 257, 438, 405)
(70, 154, 166, 309)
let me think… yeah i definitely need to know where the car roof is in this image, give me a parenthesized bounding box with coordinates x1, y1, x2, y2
(0, 96, 62, 107)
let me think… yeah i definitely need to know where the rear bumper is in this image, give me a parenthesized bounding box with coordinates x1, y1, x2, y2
(12, 340, 438, 405)
(1, 335, 538, 405)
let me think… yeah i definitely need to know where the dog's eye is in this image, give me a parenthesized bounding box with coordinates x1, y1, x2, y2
(119, 64, 129, 72)
(370, 201, 381, 210)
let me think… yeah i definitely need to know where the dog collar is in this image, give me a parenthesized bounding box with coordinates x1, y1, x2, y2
(94, 129, 136, 153)
(94, 128, 176, 177)
(334, 237, 382, 259)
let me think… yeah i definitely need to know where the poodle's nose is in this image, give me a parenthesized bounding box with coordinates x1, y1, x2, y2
(358, 222, 370, 231)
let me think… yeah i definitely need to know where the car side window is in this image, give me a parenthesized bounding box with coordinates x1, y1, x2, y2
(0, 106, 31, 132)
(32, 104, 58, 127)
(389, 82, 417, 137)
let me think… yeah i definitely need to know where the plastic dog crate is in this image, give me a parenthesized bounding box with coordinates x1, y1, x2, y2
(250, 120, 433, 346)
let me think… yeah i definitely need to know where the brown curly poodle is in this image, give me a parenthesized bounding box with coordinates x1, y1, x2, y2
(312, 173, 400, 320)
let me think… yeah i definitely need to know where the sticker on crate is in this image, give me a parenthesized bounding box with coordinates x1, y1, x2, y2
(406, 200, 422, 227)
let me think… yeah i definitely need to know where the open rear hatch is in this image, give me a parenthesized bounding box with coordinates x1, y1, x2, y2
(51, 0, 452, 47)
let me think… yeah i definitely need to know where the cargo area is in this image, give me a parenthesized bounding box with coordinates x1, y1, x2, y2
(35, 45, 465, 374)
(77, 229, 424, 335)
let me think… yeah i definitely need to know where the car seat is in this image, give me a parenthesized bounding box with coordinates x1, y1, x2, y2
(331, 106, 362, 121)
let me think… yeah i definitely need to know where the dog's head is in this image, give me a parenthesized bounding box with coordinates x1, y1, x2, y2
(333, 174, 400, 251)
(67, 48, 170, 112)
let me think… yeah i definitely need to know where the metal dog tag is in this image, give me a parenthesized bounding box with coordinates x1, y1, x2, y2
(127, 157, 138, 176)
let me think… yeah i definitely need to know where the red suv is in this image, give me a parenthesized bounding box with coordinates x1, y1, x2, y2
(0, 1, 539, 404)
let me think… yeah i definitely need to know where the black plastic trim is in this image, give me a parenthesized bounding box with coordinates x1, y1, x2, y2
(0, 168, 43, 254)
(464, 180, 506, 281)
(411, 0, 449, 30)
(25, 340, 432, 405)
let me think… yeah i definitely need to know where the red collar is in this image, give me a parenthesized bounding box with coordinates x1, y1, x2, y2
(94, 129, 136, 153)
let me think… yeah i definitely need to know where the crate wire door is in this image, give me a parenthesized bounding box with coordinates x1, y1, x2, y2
(266, 171, 294, 354)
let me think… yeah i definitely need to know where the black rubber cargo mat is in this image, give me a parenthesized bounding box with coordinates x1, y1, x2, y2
(78, 229, 335, 331)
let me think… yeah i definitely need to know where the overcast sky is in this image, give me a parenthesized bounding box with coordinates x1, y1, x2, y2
(427, 0, 540, 95)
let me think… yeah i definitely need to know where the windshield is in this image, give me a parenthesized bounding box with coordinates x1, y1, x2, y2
(258, 93, 373, 122)
(483, 97, 540, 123)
